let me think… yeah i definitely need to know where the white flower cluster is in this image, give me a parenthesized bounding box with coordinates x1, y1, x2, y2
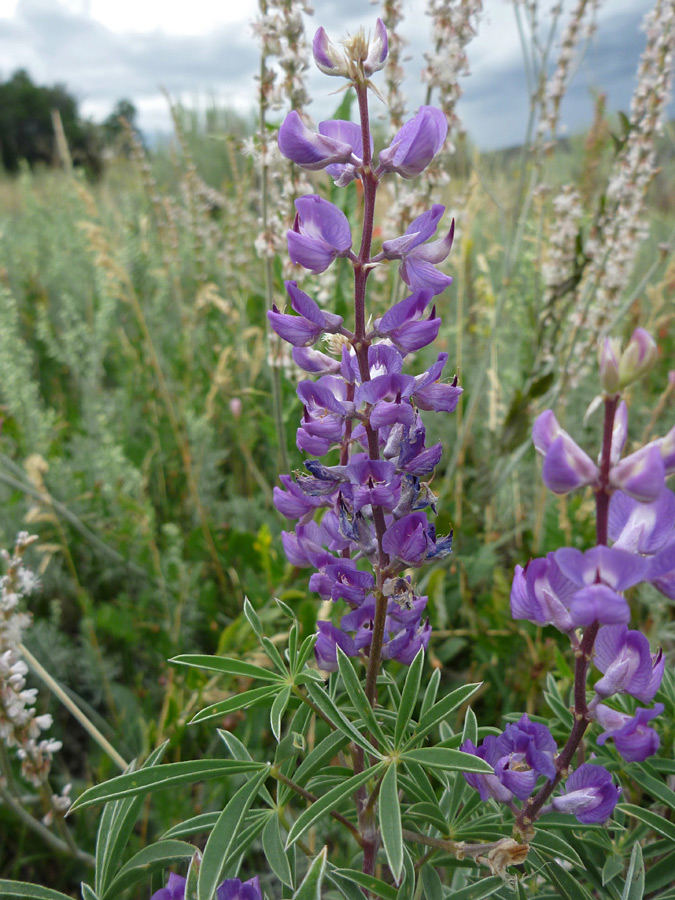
(539, 0, 599, 141)
(251, 0, 314, 276)
(569, 0, 674, 371)
(422, 0, 483, 131)
(382, 0, 408, 133)
(251, 0, 313, 113)
(1, 533, 62, 789)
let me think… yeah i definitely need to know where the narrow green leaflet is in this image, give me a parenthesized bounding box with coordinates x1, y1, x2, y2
(379, 764, 403, 883)
(331, 869, 398, 900)
(262, 814, 294, 888)
(394, 649, 424, 748)
(461, 707, 478, 747)
(293, 847, 327, 900)
(621, 843, 645, 900)
(446, 877, 504, 900)
(162, 812, 220, 839)
(261, 636, 288, 676)
(618, 804, 675, 842)
(405, 683, 482, 747)
(184, 851, 201, 900)
(0, 883, 74, 900)
(189, 685, 281, 725)
(419, 667, 440, 722)
(286, 764, 383, 848)
(198, 769, 269, 900)
(305, 682, 383, 757)
(645, 850, 675, 894)
(278, 730, 350, 806)
(402, 747, 493, 773)
(218, 730, 276, 808)
(395, 846, 415, 900)
(270, 684, 292, 742)
(626, 765, 675, 813)
(170, 654, 284, 682)
(543, 862, 594, 900)
(419, 864, 444, 900)
(295, 633, 318, 673)
(81, 886, 99, 900)
(602, 856, 625, 887)
(530, 831, 583, 868)
(95, 740, 169, 896)
(243, 598, 264, 639)
(102, 841, 195, 899)
(69, 759, 265, 811)
(336, 647, 390, 748)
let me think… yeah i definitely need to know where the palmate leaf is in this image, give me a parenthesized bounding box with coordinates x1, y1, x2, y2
(379, 764, 403, 883)
(170, 654, 285, 682)
(293, 847, 327, 900)
(285, 764, 383, 848)
(69, 759, 266, 811)
(336, 647, 390, 748)
(305, 682, 383, 757)
(0, 883, 74, 900)
(102, 840, 195, 899)
(198, 770, 269, 900)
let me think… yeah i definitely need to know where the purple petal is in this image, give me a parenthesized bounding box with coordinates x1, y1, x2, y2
(610, 444, 666, 502)
(568, 583, 630, 626)
(278, 111, 354, 170)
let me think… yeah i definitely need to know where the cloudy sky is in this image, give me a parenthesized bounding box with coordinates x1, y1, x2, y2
(0, 0, 668, 149)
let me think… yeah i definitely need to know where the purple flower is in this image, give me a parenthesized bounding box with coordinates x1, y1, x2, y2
(312, 19, 388, 79)
(151, 875, 262, 900)
(216, 878, 263, 900)
(382, 511, 435, 567)
(594, 703, 664, 762)
(373, 290, 440, 354)
(593, 625, 664, 703)
(551, 764, 620, 824)
(379, 206, 454, 295)
(321, 119, 371, 186)
(287, 195, 352, 274)
(649, 540, 675, 600)
(378, 107, 448, 178)
(460, 737, 515, 804)
(609, 443, 666, 503)
(292, 346, 343, 375)
(268, 281, 344, 347)
(532, 410, 599, 494)
(553, 545, 649, 626)
(510, 554, 577, 633)
(493, 715, 557, 798)
(413, 353, 462, 413)
(278, 111, 356, 171)
(151, 873, 186, 900)
(609, 488, 675, 555)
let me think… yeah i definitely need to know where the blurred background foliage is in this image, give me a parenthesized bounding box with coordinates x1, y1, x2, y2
(0, 85, 673, 886)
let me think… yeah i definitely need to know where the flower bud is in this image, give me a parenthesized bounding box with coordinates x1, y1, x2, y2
(598, 338, 621, 394)
(312, 26, 349, 77)
(618, 328, 657, 388)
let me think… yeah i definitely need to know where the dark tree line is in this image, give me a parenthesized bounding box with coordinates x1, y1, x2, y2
(0, 69, 140, 175)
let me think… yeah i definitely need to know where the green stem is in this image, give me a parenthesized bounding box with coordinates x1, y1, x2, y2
(0, 783, 95, 867)
(19, 644, 129, 771)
